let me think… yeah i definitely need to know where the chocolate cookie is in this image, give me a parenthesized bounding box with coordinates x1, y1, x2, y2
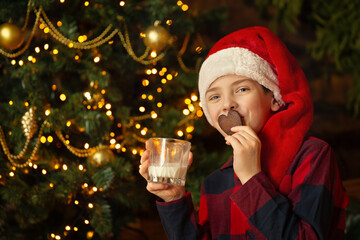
(218, 110, 242, 135)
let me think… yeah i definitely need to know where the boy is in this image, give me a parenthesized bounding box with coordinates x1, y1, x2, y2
(139, 26, 349, 239)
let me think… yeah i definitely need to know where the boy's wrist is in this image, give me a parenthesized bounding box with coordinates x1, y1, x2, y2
(238, 170, 261, 184)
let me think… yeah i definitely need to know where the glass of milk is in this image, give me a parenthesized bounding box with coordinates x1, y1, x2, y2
(147, 138, 191, 186)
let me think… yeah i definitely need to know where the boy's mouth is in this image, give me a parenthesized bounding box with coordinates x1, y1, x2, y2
(218, 110, 243, 135)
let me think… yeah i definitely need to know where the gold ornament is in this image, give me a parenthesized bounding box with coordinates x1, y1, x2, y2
(143, 24, 170, 52)
(0, 23, 24, 50)
(88, 147, 115, 167)
(21, 108, 37, 138)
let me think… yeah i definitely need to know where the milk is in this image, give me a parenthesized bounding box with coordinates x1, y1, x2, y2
(148, 166, 188, 186)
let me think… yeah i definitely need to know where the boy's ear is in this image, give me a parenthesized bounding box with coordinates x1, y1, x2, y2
(271, 97, 281, 112)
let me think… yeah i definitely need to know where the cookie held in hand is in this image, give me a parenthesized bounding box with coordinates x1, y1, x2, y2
(218, 110, 243, 135)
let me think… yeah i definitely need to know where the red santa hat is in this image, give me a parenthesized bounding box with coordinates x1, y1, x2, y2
(198, 26, 313, 186)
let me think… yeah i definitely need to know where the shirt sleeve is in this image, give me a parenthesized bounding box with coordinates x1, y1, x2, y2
(156, 191, 211, 240)
(230, 140, 349, 240)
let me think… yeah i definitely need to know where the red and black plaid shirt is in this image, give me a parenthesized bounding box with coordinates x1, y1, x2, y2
(157, 138, 349, 239)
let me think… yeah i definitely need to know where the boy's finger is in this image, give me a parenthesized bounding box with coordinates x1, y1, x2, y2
(187, 152, 193, 170)
(147, 182, 169, 191)
(139, 159, 149, 179)
(140, 149, 150, 164)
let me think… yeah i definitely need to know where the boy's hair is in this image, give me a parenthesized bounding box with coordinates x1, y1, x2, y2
(262, 85, 271, 94)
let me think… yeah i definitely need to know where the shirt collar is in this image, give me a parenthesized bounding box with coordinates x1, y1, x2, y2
(220, 156, 233, 170)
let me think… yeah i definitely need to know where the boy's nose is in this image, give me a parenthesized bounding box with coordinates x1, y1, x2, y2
(223, 96, 238, 112)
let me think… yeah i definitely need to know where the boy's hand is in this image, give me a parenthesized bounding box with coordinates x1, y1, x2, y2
(225, 126, 261, 184)
(139, 141, 193, 202)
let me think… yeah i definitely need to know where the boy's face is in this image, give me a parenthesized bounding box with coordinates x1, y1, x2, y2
(205, 74, 280, 136)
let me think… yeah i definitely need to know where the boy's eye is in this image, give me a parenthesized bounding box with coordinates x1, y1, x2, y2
(236, 87, 248, 93)
(209, 95, 219, 101)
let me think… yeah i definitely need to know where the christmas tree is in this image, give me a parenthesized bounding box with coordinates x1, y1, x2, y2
(0, 0, 227, 239)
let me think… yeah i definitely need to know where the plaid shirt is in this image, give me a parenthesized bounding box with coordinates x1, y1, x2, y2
(157, 138, 349, 240)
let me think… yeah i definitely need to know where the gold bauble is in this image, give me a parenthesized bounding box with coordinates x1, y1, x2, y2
(88, 148, 115, 167)
(143, 25, 170, 52)
(0, 23, 24, 50)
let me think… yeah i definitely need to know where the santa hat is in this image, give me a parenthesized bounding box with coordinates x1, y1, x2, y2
(198, 26, 313, 186)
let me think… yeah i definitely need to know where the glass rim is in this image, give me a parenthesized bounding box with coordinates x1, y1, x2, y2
(149, 137, 190, 145)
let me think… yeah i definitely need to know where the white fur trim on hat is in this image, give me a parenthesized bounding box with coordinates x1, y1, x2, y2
(199, 47, 284, 126)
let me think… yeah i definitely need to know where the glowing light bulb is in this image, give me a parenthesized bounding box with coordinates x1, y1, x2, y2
(151, 111, 157, 119)
(93, 56, 100, 63)
(59, 93, 67, 101)
(45, 109, 51, 116)
(186, 126, 194, 133)
(47, 136, 53, 143)
(177, 130, 184, 137)
(183, 109, 190, 115)
(142, 79, 149, 86)
(150, 51, 157, 58)
(181, 4, 189, 11)
(188, 104, 195, 112)
(166, 74, 173, 80)
(119, 1, 125, 6)
(40, 136, 47, 143)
